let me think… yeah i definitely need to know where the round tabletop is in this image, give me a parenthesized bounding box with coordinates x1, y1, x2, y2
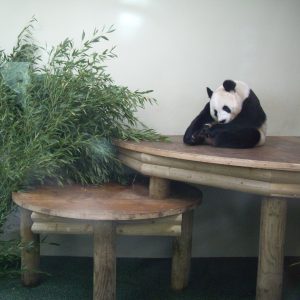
(12, 183, 201, 221)
(114, 136, 300, 172)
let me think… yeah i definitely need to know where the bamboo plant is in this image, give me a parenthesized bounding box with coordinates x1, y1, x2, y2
(0, 19, 164, 275)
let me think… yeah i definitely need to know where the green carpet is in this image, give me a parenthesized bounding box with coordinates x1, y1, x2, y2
(0, 257, 299, 300)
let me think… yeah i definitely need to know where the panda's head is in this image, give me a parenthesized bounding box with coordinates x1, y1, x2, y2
(207, 80, 250, 124)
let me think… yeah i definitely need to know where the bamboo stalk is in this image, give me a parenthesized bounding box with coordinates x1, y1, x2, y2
(31, 213, 82, 223)
(117, 223, 180, 236)
(119, 154, 300, 198)
(119, 149, 300, 184)
(31, 212, 182, 225)
(32, 222, 93, 235)
(31, 221, 181, 236)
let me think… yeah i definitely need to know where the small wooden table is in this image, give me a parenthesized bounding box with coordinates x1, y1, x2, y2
(114, 135, 300, 300)
(13, 183, 201, 300)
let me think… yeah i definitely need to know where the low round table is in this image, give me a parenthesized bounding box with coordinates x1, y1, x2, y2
(13, 182, 201, 300)
(114, 135, 300, 300)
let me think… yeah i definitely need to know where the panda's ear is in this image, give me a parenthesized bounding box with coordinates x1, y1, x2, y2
(206, 87, 213, 99)
(223, 80, 236, 92)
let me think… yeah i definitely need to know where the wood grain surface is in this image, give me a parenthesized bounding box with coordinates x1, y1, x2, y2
(30, 212, 183, 236)
(93, 221, 116, 300)
(256, 198, 287, 300)
(114, 136, 300, 171)
(12, 183, 201, 221)
(20, 208, 40, 287)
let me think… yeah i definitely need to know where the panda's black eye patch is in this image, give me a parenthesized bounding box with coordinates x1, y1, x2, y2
(214, 109, 218, 117)
(223, 105, 231, 113)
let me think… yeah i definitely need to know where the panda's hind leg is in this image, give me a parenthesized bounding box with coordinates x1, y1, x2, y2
(209, 128, 261, 148)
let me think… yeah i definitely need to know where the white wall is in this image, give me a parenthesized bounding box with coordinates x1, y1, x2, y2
(1, 0, 300, 257)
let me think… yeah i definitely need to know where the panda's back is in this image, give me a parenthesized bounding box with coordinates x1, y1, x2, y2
(237, 90, 267, 128)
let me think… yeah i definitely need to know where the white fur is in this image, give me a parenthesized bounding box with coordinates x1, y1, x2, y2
(210, 80, 250, 124)
(256, 121, 267, 146)
(233, 80, 250, 101)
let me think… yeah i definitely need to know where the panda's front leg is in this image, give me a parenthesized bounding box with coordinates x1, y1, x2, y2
(183, 102, 214, 145)
(203, 123, 227, 146)
(204, 124, 261, 148)
(190, 123, 213, 144)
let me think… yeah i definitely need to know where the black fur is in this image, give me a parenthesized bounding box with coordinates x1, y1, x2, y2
(183, 102, 214, 145)
(207, 87, 213, 99)
(183, 89, 266, 148)
(223, 79, 236, 92)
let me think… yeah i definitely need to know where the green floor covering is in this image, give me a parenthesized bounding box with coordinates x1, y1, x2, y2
(1, 257, 299, 300)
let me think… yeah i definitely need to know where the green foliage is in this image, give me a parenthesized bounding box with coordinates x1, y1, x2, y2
(0, 236, 58, 278)
(0, 19, 165, 228)
(0, 239, 21, 278)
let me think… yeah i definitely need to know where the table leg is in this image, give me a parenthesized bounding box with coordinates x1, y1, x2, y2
(149, 177, 194, 290)
(20, 207, 40, 286)
(149, 176, 170, 199)
(171, 210, 194, 291)
(93, 221, 116, 300)
(256, 197, 287, 300)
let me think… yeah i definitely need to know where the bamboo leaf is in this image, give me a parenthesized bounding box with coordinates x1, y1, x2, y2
(0, 19, 163, 240)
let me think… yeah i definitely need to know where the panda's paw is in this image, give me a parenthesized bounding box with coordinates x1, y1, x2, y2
(204, 128, 216, 139)
(204, 123, 213, 128)
(206, 123, 225, 138)
(201, 127, 217, 146)
(199, 124, 212, 137)
(204, 136, 216, 146)
(191, 129, 206, 144)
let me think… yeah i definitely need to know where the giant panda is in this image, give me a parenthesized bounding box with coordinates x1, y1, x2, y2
(183, 80, 267, 148)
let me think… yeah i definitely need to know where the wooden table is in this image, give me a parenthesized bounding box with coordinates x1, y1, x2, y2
(114, 135, 300, 300)
(13, 183, 201, 300)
